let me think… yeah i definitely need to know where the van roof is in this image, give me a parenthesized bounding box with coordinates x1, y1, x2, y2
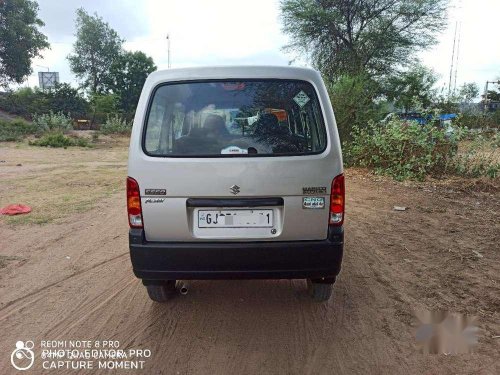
(146, 65, 322, 84)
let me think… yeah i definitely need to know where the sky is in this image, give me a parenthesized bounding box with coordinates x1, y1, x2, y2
(26, 0, 500, 97)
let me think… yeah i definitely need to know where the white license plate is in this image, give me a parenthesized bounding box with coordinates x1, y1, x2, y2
(198, 209, 273, 228)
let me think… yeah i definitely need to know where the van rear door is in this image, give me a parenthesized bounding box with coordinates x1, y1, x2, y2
(132, 79, 339, 242)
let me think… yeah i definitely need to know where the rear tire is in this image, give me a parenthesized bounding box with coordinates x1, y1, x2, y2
(307, 279, 334, 302)
(146, 280, 176, 303)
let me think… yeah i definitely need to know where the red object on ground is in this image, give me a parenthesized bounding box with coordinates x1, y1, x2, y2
(0, 204, 32, 215)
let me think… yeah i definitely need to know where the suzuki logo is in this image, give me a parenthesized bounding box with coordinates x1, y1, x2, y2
(230, 185, 240, 195)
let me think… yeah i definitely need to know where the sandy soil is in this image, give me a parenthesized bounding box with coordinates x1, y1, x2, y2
(0, 146, 499, 374)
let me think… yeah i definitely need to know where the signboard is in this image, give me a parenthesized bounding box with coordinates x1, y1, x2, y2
(38, 72, 59, 89)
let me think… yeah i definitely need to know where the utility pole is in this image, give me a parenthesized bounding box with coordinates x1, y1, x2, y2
(453, 23, 461, 93)
(448, 22, 458, 98)
(166, 34, 171, 69)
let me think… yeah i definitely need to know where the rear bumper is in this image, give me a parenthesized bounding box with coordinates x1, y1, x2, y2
(129, 227, 344, 281)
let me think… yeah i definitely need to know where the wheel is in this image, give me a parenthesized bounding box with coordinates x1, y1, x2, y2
(307, 279, 334, 302)
(145, 280, 176, 303)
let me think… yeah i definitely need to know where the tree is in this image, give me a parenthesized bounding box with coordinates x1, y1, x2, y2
(0, 84, 88, 118)
(280, 0, 449, 78)
(106, 51, 156, 115)
(385, 64, 438, 113)
(328, 73, 386, 142)
(45, 83, 88, 118)
(0, 0, 49, 87)
(67, 8, 123, 94)
(90, 93, 119, 124)
(458, 83, 479, 104)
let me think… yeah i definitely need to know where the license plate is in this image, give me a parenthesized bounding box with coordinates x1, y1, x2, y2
(198, 209, 273, 228)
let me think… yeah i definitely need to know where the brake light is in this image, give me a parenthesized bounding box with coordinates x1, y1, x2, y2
(329, 174, 345, 226)
(127, 177, 143, 228)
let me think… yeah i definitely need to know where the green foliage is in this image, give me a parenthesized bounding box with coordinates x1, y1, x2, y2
(0, 87, 45, 116)
(100, 114, 132, 134)
(0, 0, 50, 87)
(433, 93, 460, 114)
(455, 113, 498, 130)
(32, 111, 73, 132)
(0, 119, 37, 141)
(458, 83, 480, 104)
(484, 90, 500, 102)
(67, 8, 124, 94)
(29, 132, 89, 148)
(44, 83, 89, 118)
(90, 93, 119, 124)
(327, 74, 386, 143)
(385, 64, 438, 113)
(345, 118, 464, 181)
(280, 0, 449, 78)
(492, 110, 500, 127)
(106, 51, 156, 116)
(0, 84, 88, 119)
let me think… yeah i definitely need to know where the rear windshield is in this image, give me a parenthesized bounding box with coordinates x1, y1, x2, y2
(143, 80, 327, 157)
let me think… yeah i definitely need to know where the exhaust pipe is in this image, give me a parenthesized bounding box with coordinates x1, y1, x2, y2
(179, 281, 189, 295)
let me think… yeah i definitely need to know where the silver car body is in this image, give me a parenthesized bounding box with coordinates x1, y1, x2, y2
(128, 66, 342, 243)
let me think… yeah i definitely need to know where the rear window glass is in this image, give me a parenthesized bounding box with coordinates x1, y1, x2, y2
(143, 80, 327, 157)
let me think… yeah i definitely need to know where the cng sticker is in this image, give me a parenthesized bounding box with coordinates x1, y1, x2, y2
(303, 197, 325, 209)
(293, 90, 310, 108)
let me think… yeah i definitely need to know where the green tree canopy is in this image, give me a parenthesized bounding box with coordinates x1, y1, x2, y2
(67, 8, 123, 94)
(458, 83, 479, 104)
(0, 83, 88, 119)
(280, 0, 449, 78)
(45, 83, 88, 118)
(328, 73, 386, 142)
(0, 0, 49, 87)
(106, 51, 156, 114)
(385, 64, 438, 113)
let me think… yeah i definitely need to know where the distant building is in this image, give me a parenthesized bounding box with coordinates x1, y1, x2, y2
(486, 101, 500, 111)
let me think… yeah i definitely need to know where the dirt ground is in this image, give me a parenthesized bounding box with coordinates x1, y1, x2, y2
(0, 141, 498, 374)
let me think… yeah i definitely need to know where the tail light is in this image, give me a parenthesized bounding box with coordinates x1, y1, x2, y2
(127, 177, 143, 228)
(329, 174, 345, 226)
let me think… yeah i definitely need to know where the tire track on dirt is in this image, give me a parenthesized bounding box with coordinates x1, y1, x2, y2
(1, 171, 499, 374)
(0, 252, 128, 320)
(43, 275, 135, 338)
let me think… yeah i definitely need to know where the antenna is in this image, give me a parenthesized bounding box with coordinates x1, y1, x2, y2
(448, 22, 458, 97)
(166, 34, 171, 69)
(453, 22, 461, 94)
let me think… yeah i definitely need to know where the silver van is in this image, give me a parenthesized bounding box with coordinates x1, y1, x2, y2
(127, 66, 344, 302)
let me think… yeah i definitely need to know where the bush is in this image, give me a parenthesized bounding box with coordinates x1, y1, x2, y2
(327, 74, 386, 143)
(0, 119, 38, 141)
(100, 114, 132, 135)
(345, 118, 464, 181)
(45, 83, 89, 118)
(0, 87, 46, 117)
(456, 113, 498, 130)
(492, 110, 500, 128)
(29, 132, 89, 148)
(0, 84, 89, 120)
(450, 135, 499, 179)
(90, 94, 119, 124)
(32, 111, 73, 132)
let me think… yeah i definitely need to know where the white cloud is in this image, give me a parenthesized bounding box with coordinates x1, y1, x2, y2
(124, 0, 289, 68)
